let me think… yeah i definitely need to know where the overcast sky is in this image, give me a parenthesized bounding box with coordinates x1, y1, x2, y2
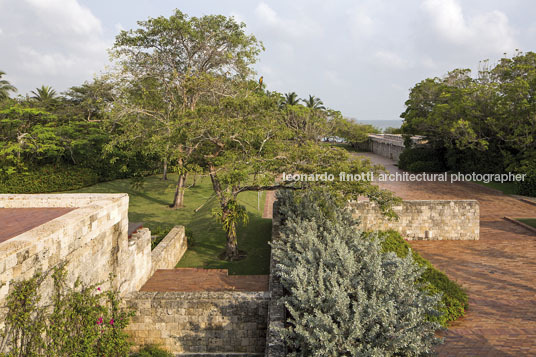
(1, 0, 535, 122)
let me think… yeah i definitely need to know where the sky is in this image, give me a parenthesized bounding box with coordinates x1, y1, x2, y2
(1, 0, 535, 122)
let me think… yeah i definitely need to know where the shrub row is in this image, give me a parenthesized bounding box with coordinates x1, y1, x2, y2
(0, 165, 100, 193)
(398, 147, 446, 172)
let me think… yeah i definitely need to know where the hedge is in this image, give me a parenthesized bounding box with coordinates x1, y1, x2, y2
(398, 147, 446, 172)
(0, 165, 100, 193)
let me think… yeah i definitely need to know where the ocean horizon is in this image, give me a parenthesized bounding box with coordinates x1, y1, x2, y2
(355, 119, 403, 130)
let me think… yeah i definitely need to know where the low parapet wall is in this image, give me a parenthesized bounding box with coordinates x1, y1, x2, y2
(349, 200, 479, 240)
(150, 225, 187, 275)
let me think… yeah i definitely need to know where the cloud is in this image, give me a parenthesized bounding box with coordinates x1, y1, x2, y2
(422, 0, 517, 54)
(374, 50, 411, 69)
(0, 0, 110, 94)
(254, 2, 321, 39)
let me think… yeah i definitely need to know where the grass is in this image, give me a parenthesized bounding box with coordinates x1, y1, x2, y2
(70, 174, 271, 275)
(473, 180, 518, 195)
(517, 218, 536, 229)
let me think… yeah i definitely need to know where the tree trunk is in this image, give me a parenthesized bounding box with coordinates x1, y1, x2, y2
(224, 209, 240, 260)
(171, 172, 187, 208)
(162, 158, 168, 180)
(192, 173, 197, 187)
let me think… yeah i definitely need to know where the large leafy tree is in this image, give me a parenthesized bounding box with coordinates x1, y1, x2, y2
(196, 89, 396, 260)
(0, 71, 16, 101)
(109, 9, 263, 208)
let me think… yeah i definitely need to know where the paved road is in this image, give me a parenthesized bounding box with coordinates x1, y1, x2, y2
(357, 152, 536, 356)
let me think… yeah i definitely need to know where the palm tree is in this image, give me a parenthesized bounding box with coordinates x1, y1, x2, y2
(0, 71, 17, 100)
(31, 85, 58, 103)
(283, 92, 300, 106)
(302, 95, 325, 110)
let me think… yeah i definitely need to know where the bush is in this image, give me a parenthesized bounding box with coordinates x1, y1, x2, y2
(0, 165, 99, 193)
(0, 264, 134, 356)
(516, 162, 536, 197)
(398, 147, 446, 172)
(378, 230, 468, 326)
(131, 344, 173, 357)
(273, 190, 442, 356)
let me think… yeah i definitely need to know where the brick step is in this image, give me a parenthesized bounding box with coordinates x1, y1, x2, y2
(140, 268, 269, 292)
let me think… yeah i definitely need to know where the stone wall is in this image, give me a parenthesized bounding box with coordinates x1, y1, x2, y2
(124, 291, 269, 355)
(265, 200, 286, 356)
(0, 194, 151, 310)
(349, 200, 479, 240)
(150, 225, 187, 276)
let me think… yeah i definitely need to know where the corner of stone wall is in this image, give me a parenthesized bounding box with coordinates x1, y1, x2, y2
(265, 199, 286, 356)
(118, 227, 152, 294)
(150, 225, 187, 276)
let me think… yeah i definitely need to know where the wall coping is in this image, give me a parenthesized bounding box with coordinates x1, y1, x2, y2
(0, 194, 129, 260)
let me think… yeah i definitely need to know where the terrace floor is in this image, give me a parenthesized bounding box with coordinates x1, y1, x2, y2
(0, 207, 75, 243)
(357, 152, 536, 356)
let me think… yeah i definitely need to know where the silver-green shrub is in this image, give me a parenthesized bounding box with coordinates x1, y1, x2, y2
(272, 190, 442, 356)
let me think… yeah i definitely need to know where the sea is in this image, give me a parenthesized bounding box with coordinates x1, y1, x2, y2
(355, 119, 403, 131)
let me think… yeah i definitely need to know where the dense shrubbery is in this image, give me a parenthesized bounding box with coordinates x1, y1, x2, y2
(378, 230, 468, 325)
(272, 190, 442, 356)
(398, 147, 446, 172)
(0, 264, 133, 356)
(516, 162, 536, 197)
(401, 52, 536, 196)
(0, 165, 100, 193)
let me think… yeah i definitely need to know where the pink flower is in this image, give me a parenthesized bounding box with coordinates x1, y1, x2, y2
(97, 317, 103, 325)
(97, 287, 101, 291)
(109, 319, 114, 325)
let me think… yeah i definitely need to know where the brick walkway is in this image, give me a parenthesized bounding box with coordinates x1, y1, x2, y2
(357, 152, 536, 356)
(0, 207, 75, 243)
(141, 268, 269, 292)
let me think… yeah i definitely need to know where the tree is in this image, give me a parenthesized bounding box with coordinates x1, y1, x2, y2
(272, 190, 442, 356)
(302, 94, 325, 110)
(109, 9, 263, 208)
(333, 116, 379, 146)
(31, 85, 58, 103)
(196, 90, 397, 260)
(0, 71, 17, 101)
(282, 91, 300, 106)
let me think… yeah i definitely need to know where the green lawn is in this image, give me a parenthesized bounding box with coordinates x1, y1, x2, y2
(474, 181, 518, 195)
(517, 218, 536, 229)
(70, 174, 271, 275)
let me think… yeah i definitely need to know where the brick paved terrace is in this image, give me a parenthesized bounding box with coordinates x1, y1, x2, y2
(357, 152, 536, 356)
(0, 207, 76, 243)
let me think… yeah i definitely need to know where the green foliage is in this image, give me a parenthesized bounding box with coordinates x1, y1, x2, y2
(516, 161, 536, 197)
(401, 52, 536, 177)
(378, 230, 468, 326)
(273, 190, 442, 356)
(0, 265, 133, 357)
(0, 165, 99, 193)
(332, 116, 379, 145)
(398, 147, 446, 172)
(131, 344, 173, 357)
(0, 71, 17, 101)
